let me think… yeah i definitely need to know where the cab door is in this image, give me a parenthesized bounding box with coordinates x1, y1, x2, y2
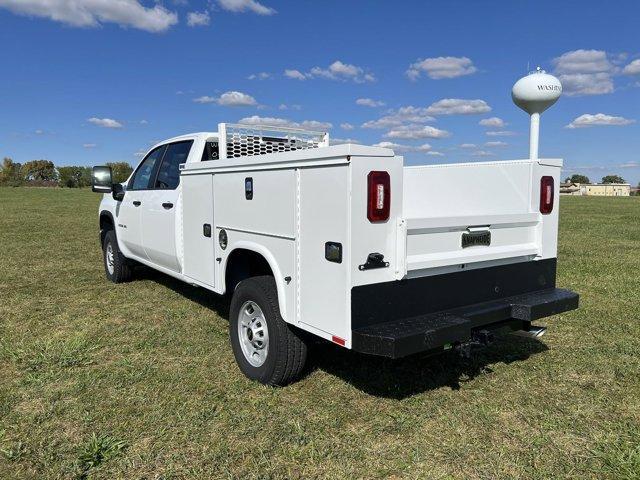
(116, 145, 166, 260)
(141, 140, 194, 272)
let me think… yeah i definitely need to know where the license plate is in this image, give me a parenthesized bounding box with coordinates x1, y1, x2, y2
(461, 230, 491, 248)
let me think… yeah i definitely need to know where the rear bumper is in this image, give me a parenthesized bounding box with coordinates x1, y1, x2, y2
(352, 287, 578, 358)
(350, 258, 578, 358)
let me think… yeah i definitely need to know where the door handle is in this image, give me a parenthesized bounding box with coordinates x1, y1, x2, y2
(133, 201, 141, 207)
(162, 202, 174, 209)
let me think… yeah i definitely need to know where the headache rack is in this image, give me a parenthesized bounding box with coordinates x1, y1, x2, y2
(218, 123, 330, 160)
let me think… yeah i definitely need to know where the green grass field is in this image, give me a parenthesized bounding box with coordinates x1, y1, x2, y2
(1, 187, 639, 479)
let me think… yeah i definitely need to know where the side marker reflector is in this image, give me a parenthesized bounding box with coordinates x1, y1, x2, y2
(332, 336, 346, 346)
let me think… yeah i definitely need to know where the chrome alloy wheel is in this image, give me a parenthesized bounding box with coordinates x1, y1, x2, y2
(238, 301, 269, 367)
(106, 242, 115, 275)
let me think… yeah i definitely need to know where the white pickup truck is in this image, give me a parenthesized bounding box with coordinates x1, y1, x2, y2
(93, 71, 581, 385)
(92, 120, 578, 385)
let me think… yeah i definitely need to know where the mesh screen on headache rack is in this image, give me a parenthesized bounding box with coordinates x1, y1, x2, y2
(218, 123, 329, 159)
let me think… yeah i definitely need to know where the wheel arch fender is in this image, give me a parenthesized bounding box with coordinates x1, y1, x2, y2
(222, 240, 291, 323)
(99, 210, 116, 246)
(99, 209, 133, 258)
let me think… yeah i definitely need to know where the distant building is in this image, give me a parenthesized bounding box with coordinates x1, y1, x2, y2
(560, 182, 631, 197)
(583, 183, 630, 196)
(559, 182, 582, 195)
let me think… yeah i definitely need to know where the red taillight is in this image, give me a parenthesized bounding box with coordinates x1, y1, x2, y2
(332, 336, 345, 346)
(540, 176, 554, 214)
(367, 171, 390, 222)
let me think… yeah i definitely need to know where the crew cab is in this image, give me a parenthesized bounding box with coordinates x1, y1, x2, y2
(92, 122, 579, 386)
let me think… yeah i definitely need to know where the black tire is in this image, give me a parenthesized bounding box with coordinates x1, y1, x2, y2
(102, 230, 133, 283)
(229, 276, 307, 386)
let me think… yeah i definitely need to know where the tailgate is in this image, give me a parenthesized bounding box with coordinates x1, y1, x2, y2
(401, 160, 549, 273)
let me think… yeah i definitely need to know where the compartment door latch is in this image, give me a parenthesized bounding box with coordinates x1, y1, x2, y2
(358, 252, 389, 271)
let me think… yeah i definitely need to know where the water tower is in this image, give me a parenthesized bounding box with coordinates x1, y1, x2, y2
(512, 67, 562, 160)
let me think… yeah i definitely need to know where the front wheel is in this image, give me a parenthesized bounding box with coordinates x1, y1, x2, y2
(229, 276, 307, 386)
(102, 230, 132, 283)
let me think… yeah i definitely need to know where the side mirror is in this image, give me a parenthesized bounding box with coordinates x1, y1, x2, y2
(92, 166, 113, 193)
(112, 183, 125, 202)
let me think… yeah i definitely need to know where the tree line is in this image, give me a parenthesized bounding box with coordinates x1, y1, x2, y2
(564, 174, 631, 185)
(0, 158, 132, 188)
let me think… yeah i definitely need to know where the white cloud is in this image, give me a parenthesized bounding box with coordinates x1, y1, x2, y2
(373, 141, 433, 153)
(193, 95, 217, 104)
(194, 91, 257, 106)
(485, 141, 508, 147)
(83, 143, 96, 148)
(565, 113, 635, 129)
(239, 116, 291, 127)
(217, 0, 275, 15)
(217, 91, 257, 106)
(459, 143, 476, 149)
(238, 116, 332, 130)
(282, 104, 302, 111)
(248, 72, 271, 80)
(623, 59, 640, 76)
(553, 50, 616, 96)
(0, 0, 178, 32)
(287, 61, 375, 83)
(187, 10, 210, 27)
(284, 69, 307, 80)
(558, 72, 614, 96)
(340, 123, 354, 130)
(562, 162, 639, 172)
(553, 49, 612, 74)
(34, 129, 44, 135)
(356, 98, 385, 107)
(332, 137, 361, 145)
(479, 117, 506, 128)
(362, 106, 435, 129)
(300, 120, 333, 130)
(384, 124, 450, 140)
(426, 98, 491, 115)
(139, 119, 148, 125)
(406, 56, 477, 80)
(485, 130, 516, 136)
(619, 161, 639, 168)
(426, 151, 444, 157)
(88, 117, 123, 128)
(472, 150, 494, 157)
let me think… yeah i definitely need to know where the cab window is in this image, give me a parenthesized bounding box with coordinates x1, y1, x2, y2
(130, 145, 166, 190)
(154, 140, 193, 189)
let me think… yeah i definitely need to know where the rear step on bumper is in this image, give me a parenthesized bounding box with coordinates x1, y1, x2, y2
(351, 288, 579, 358)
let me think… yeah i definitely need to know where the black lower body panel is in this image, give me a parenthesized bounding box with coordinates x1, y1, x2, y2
(350, 259, 579, 358)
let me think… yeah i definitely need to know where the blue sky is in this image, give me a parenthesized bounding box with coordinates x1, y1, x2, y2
(1, 0, 639, 184)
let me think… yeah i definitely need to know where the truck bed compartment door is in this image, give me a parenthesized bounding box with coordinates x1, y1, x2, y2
(182, 174, 215, 287)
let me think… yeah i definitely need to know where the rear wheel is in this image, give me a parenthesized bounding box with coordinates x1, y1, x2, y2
(103, 230, 132, 283)
(229, 276, 307, 386)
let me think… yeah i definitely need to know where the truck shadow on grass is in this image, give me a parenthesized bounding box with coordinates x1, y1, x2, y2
(309, 339, 548, 399)
(137, 267, 548, 399)
(136, 266, 231, 317)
